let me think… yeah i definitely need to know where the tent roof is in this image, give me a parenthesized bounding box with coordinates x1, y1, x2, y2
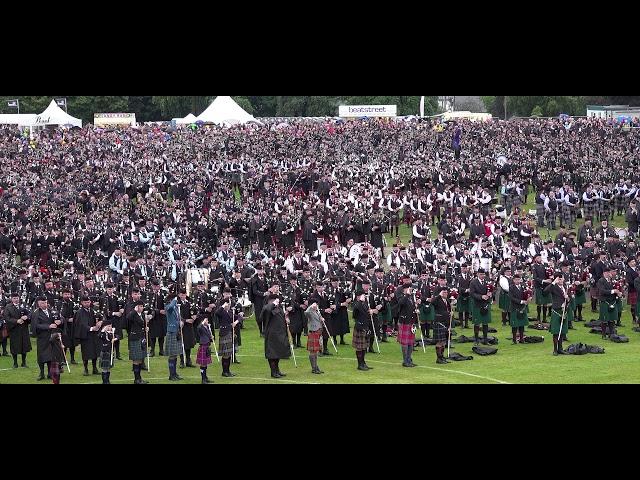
(32, 100, 82, 127)
(196, 96, 262, 126)
(175, 113, 197, 124)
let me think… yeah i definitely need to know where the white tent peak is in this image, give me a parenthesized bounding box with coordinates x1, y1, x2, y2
(196, 96, 262, 126)
(175, 113, 197, 124)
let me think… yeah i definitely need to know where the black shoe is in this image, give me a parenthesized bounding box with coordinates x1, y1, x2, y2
(233, 359, 241, 364)
(436, 358, 448, 365)
(169, 375, 183, 382)
(277, 372, 287, 378)
(83, 370, 90, 377)
(70, 360, 78, 365)
(13, 363, 18, 369)
(271, 373, 283, 378)
(116, 356, 123, 361)
(159, 351, 165, 357)
(322, 351, 333, 357)
(362, 364, 372, 371)
(134, 379, 149, 385)
(553, 351, 559, 356)
(202, 378, 213, 384)
(223, 372, 237, 378)
(148, 351, 155, 358)
(410, 362, 418, 367)
(381, 338, 389, 343)
(402, 363, 412, 368)
(2, 352, 9, 357)
(358, 365, 369, 371)
(185, 363, 195, 368)
(179, 363, 185, 369)
(368, 348, 375, 354)
(37, 375, 46, 381)
(557, 350, 569, 355)
(141, 365, 148, 371)
(21, 363, 28, 368)
(313, 369, 325, 374)
(340, 341, 348, 345)
(92, 368, 100, 375)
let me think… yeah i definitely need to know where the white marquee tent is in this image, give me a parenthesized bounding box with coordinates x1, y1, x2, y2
(0, 100, 82, 128)
(196, 96, 262, 126)
(32, 100, 82, 127)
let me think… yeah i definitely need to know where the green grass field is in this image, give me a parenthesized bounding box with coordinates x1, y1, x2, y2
(1, 200, 637, 385)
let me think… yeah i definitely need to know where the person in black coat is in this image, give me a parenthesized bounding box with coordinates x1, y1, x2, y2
(251, 267, 269, 336)
(126, 301, 149, 385)
(74, 296, 101, 376)
(352, 290, 372, 371)
(284, 277, 304, 348)
(262, 294, 291, 378)
(432, 288, 452, 365)
(626, 200, 639, 237)
(4, 293, 31, 368)
(302, 214, 320, 256)
(32, 297, 62, 381)
(308, 282, 334, 357)
(59, 289, 78, 365)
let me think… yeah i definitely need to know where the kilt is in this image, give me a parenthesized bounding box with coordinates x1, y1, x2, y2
(498, 291, 510, 312)
(456, 296, 471, 314)
(615, 195, 627, 212)
(50, 362, 61, 377)
(196, 344, 212, 366)
(535, 204, 545, 220)
(100, 350, 112, 371)
(165, 333, 182, 358)
(219, 333, 234, 358)
(535, 287, 551, 306)
(504, 195, 513, 212)
(420, 304, 435, 322)
(600, 301, 618, 322)
(80, 335, 99, 362)
(396, 323, 415, 347)
(575, 289, 586, 305)
(352, 329, 370, 351)
(307, 330, 322, 354)
(549, 309, 569, 335)
(584, 202, 596, 219)
(628, 291, 637, 307)
(471, 303, 492, 325)
(590, 286, 600, 301)
(600, 200, 611, 217)
(381, 305, 392, 323)
(510, 305, 529, 328)
(128, 339, 147, 362)
(562, 205, 575, 225)
(432, 317, 448, 343)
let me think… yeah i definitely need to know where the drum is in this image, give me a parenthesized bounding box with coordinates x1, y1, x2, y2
(499, 275, 510, 293)
(186, 268, 210, 297)
(616, 228, 629, 239)
(480, 257, 492, 273)
(241, 292, 254, 318)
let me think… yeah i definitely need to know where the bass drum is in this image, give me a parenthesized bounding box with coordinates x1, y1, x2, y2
(615, 228, 629, 240)
(499, 275, 510, 293)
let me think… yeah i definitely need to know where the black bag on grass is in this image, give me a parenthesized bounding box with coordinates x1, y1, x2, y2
(448, 352, 473, 362)
(610, 334, 629, 343)
(472, 346, 498, 356)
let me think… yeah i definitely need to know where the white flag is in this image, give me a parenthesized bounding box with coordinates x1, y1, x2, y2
(420, 96, 425, 117)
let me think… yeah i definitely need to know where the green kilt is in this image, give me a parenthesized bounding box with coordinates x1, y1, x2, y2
(549, 309, 569, 335)
(600, 301, 618, 322)
(567, 298, 576, 322)
(381, 304, 392, 323)
(457, 295, 471, 314)
(498, 291, 510, 312)
(574, 289, 586, 305)
(510, 305, 529, 328)
(471, 302, 492, 325)
(616, 298, 623, 315)
(535, 287, 551, 306)
(420, 304, 435, 323)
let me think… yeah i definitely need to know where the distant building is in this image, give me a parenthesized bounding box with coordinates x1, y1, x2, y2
(587, 105, 640, 119)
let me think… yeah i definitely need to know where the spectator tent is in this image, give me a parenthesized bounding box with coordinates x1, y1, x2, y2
(196, 96, 262, 126)
(0, 100, 82, 128)
(175, 113, 197, 125)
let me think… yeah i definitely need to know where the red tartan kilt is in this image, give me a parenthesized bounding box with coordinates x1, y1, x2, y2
(404, 211, 413, 224)
(628, 291, 638, 306)
(397, 323, 415, 346)
(323, 235, 334, 248)
(307, 330, 322, 354)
